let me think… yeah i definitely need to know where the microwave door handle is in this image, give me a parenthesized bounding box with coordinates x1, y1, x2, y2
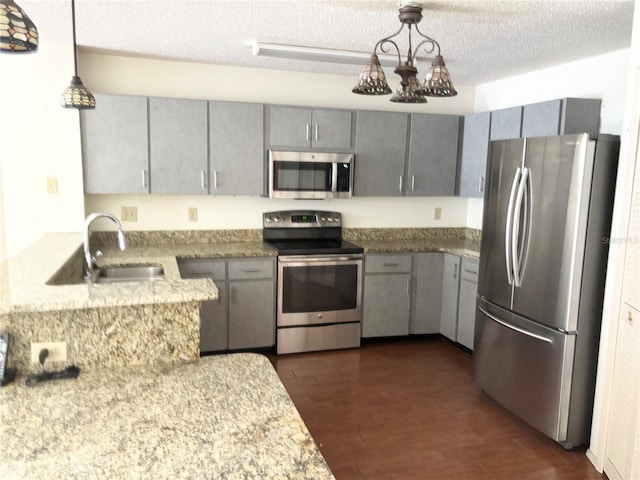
(331, 163, 338, 194)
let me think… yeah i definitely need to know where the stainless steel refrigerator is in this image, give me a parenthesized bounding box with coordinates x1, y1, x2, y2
(473, 133, 619, 449)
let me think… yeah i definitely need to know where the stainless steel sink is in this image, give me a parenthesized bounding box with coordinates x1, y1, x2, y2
(94, 265, 165, 284)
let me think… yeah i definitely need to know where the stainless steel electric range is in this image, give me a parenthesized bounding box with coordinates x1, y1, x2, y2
(263, 210, 364, 354)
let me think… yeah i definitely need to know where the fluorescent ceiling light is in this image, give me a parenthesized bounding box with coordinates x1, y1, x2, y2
(252, 42, 404, 67)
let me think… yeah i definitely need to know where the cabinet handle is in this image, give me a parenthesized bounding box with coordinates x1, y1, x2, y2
(213, 169, 218, 190)
(232, 286, 237, 304)
(218, 287, 223, 304)
(306, 123, 310, 142)
(463, 269, 477, 275)
(406, 278, 411, 294)
(383, 263, 399, 267)
(242, 269, 261, 273)
(141, 169, 148, 189)
(454, 263, 458, 279)
(411, 175, 416, 192)
(314, 124, 319, 142)
(190, 270, 214, 275)
(479, 176, 485, 193)
(399, 176, 404, 193)
(201, 170, 206, 190)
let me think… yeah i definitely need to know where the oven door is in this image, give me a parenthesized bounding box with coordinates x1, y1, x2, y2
(277, 254, 363, 327)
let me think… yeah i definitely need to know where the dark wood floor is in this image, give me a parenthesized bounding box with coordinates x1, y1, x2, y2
(268, 339, 605, 480)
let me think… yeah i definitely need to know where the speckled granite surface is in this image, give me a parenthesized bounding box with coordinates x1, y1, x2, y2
(344, 228, 481, 260)
(0, 353, 334, 480)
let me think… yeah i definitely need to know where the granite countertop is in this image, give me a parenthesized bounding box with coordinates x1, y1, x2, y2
(0, 233, 219, 314)
(358, 238, 480, 260)
(0, 353, 334, 480)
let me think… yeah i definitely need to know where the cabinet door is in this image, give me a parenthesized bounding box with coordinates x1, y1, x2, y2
(561, 98, 602, 137)
(311, 109, 353, 150)
(268, 106, 312, 148)
(440, 254, 461, 341)
(210, 101, 264, 195)
(459, 112, 490, 198)
(456, 258, 479, 350)
(149, 97, 208, 194)
(363, 274, 411, 337)
(228, 280, 275, 349)
(521, 99, 562, 138)
(605, 304, 640, 480)
(354, 111, 408, 196)
(199, 284, 228, 352)
(412, 253, 444, 334)
(408, 114, 460, 196)
(81, 93, 149, 194)
(490, 106, 523, 140)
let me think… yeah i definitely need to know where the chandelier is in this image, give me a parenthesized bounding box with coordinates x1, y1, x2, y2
(352, 2, 457, 103)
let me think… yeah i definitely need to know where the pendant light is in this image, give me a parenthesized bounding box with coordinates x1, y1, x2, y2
(353, 2, 457, 103)
(60, 0, 95, 109)
(0, 0, 39, 53)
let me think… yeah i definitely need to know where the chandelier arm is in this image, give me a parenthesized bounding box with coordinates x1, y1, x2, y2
(410, 39, 439, 64)
(373, 23, 405, 65)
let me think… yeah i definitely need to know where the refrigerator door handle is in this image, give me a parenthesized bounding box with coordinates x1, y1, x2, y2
(505, 167, 521, 286)
(512, 166, 529, 287)
(478, 307, 554, 344)
(517, 167, 533, 284)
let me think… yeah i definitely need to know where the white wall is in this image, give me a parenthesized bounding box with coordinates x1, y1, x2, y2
(475, 49, 631, 135)
(0, 40, 85, 260)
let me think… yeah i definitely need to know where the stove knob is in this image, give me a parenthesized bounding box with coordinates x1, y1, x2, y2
(321, 217, 326, 222)
(265, 217, 272, 223)
(274, 216, 281, 223)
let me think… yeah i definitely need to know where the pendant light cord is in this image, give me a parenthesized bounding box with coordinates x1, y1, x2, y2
(71, 0, 78, 76)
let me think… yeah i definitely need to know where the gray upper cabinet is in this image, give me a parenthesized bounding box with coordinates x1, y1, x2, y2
(268, 105, 354, 150)
(407, 114, 460, 196)
(490, 106, 522, 140)
(521, 98, 601, 138)
(458, 112, 490, 198)
(210, 101, 264, 195)
(354, 110, 408, 197)
(81, 93, 149, 194)
(412, 253, 444, 334)
(149, 97, 209, 195)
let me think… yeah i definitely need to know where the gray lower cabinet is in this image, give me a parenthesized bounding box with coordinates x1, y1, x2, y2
(521, 98, 602, 138)
(178, 257, 275, 352)
(149, 97, 209, 194)
(362, 254, 412, 337)
(407, 114, 460, 196)
(81, 93, 149, 194)
(411, 253, 444, 334)
(490, 106, 523, 141)
(458, 112, 491, 198)
(456, 258, 479, 350)
(354, 110, 408, 196)
(440, 253, 461, 341)
(209, 101, 264, 195)
(268, 105, 354, 150)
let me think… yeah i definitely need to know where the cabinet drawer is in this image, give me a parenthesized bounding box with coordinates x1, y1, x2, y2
(461, 258, 479, 283)
(177, 259, 226, 280)
(365, 254, 412, 273)
(228, 259, 274, 280)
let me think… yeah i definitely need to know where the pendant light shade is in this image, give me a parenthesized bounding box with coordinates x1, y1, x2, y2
(0, 0, 39, 53)
(61, 0, 95, 109)
(354, 2, 456, 103)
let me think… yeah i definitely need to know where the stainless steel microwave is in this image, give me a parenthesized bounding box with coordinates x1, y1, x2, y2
(268, 150, 354, 199)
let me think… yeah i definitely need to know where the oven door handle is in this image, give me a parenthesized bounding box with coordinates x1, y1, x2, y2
(278, 254, 363, 264)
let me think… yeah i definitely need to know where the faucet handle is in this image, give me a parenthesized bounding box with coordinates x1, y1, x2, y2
(95, 250, 103, 259)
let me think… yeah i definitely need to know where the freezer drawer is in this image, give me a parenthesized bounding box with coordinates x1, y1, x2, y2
(473, 299, 576, 444)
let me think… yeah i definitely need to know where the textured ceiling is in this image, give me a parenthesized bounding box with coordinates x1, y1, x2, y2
(20, 0, 635, 86)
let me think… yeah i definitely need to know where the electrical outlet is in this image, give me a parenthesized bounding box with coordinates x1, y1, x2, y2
(121, 206, 138, 222)
(188, 207, 198, 222)
(434, 207, 442, 220)
(46, 177, 58, 194)
(31, 342, 67, 363)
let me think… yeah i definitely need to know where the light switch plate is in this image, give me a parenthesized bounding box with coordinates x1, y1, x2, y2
(434, 207, 442, 220)
(121, 206, 138, 222)
(46, 177, 58, 194)
(188, 207, 198, 222)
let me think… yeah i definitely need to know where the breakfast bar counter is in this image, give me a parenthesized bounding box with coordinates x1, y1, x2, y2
(0, 353, 334, 480)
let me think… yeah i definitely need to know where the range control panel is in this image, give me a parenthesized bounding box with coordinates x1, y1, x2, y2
(263, 210, 342, 228)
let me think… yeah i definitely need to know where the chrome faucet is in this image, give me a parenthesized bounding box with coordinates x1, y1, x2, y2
(83, 212, 127, 279)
